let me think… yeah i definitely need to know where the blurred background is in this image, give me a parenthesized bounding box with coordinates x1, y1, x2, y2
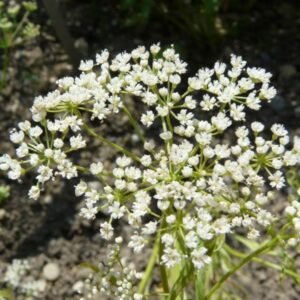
(0, 0, 300, 299)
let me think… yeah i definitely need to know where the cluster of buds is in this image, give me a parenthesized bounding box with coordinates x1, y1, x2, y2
(0, 1, 39, 47)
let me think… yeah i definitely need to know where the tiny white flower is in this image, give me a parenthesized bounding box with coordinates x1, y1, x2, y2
(108, 202, 126, 219)
(128, 235, 146, 253)
(70, 134, 86, 149)
(144, 140, 155, 151)
(141, 111, 155, 127)
(28, 185, 40, 200)
(79, 59, 94, 71)
(95, 49, 109, 65)
(156, 105, 169, 117)
(161, 247, 181, 268)
(170, 74, 181, 85)
(214, 61, 226, 75)
(191, 247, 211, 269)
(251, 122, 264, 132)
(100, 222, 114, 240)
(247, 228, 260, 240)
(142, 221, 157, 235)
(116, 156, 132, 167)
(166, 215, 176, 224)
(161, 233, 174, 246)
(160, 131, 172, 140)
(53, 138, 64, 148)
(10, 130, 24, 144)
(268, 171, 285, 189)
(140, 155, 152, 166)
(29, 126, 43, 138)
(90, 162, 104, 175)
(75, 181, 88, 197)
(271, 124, 288, 137)
(182, 166, 193, 177)
(150, 43, 161, 54)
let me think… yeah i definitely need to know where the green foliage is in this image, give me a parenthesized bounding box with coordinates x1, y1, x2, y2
(0, 0, 39, 90)
(0, 185, 10, 204)
(119, 0, 153, 28)
(0, 289, 14, 300)
(22, 1, 38, 13)
(80, 262, 100, 273)
(118, 0, 258, 49)
(0, 0, 39, 49)
(287, 168, 300, 200)
(119, 0, 222, 40)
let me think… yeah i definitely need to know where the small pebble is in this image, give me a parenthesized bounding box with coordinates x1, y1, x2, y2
(43, 194, 53, 204)
(43, 262, 60, 281)
(0, 209, 6, 220)
(74, 37, 89, 55)
(72, 280, 84, 292)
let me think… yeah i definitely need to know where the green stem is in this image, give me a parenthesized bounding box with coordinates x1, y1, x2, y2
(11, 11, 29, 43)
(159, 220, 170, 297)
(195, 269, 205, 300)
(179, 89, 191, 100)
(123, 105, 145, 143)
(0, 47, 9, 90)
(84, 124, 141, 163)
(205, 237, 279, 299)
(169, 228, 192, 300)
(169, 263, 192, 300)
(137, 235, 160, 294)
(161, 117, 173, 173)
(166, 114, 173, 135)
(224, 244, 300, 283)
(160, 264, 169, 298)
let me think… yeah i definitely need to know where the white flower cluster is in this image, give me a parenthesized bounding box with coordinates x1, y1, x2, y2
(2, 259, 46, 298)
(74, 239, 143, 300)
(1, 44, 300, 298)
(0, 117, 81, 199)
(285, 185, 300, 243)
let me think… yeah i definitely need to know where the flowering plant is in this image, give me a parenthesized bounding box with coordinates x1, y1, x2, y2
(0, 259, 45, 300)
(0, 0, 39, 90)
(1, 44, 300, 299)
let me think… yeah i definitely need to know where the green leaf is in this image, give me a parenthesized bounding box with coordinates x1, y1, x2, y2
(22, 1, 37, 12)
(0, 185, 10, 203)
(195, 269, 205, 300)
(234, 235, 260, 251)
(7, 5, 20, 17)
(79, 262, 100, 273)
(0, 289, 15, 300)
(234, 235, 278, 255)
(0, 18, 13, 30)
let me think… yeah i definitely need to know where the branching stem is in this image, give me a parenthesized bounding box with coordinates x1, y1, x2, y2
(84, 124, 141, 163)
(205, 237, 279, 299)
(123, 105, 145, 143)
(137, 235, 160, 294)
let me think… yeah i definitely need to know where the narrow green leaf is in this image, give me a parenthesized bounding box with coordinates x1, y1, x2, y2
(79, 262, 100, 273)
